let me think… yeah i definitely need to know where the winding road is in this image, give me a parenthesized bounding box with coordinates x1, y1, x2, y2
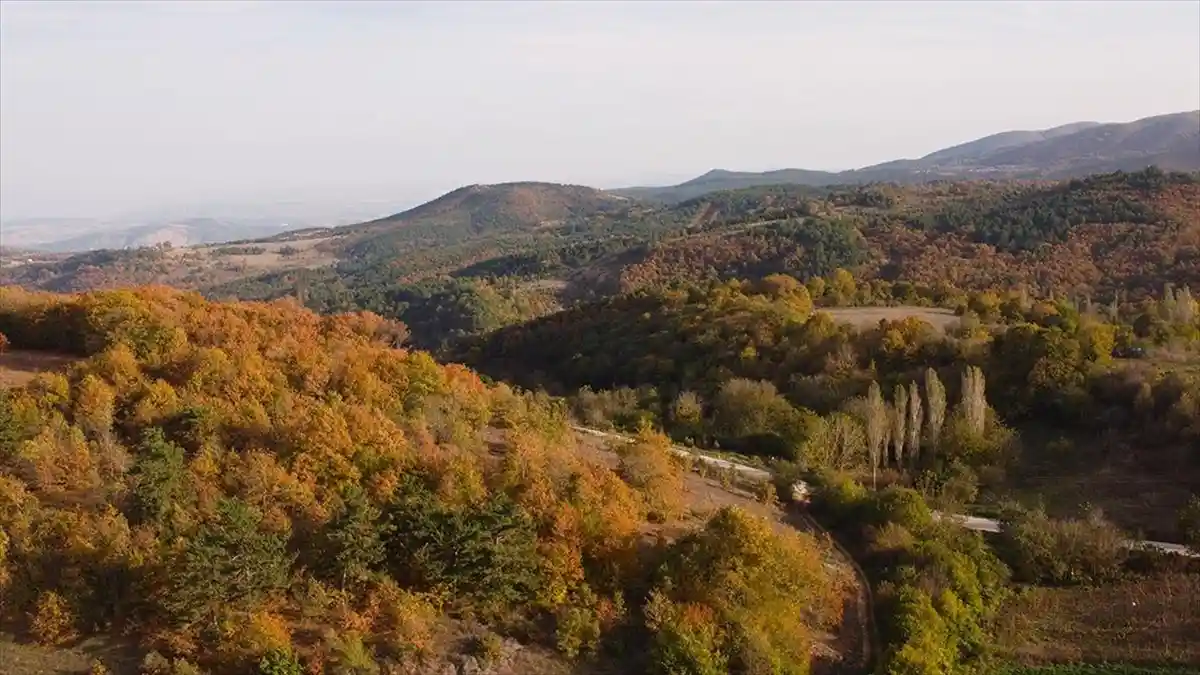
(570, 425, 1200, 559)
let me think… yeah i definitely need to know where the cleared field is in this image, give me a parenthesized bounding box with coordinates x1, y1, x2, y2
(0, 350, 77, 388)
(993, 574, 1200, 667)
(0, 636, 141, 675)
(179, 236, 340, 272)
(822, 305, 960, 331)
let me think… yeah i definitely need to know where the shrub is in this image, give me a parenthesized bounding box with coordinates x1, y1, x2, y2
(644, 592, 728, 675)
(996, 507, 1128, 585)
(30, 590, 76, 645)
(258, 649, 303, 675)
(616, 428, 685, 521)
(555, 603, 602, 659)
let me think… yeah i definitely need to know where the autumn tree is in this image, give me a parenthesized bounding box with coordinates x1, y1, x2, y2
(616, 427, 685, 521)
(891, 384, 908, 466)
(960, 366, 988, 437)
(905, 380, 922, 465)
(924, 368, 947, 450)
(864, 382, 887, 488)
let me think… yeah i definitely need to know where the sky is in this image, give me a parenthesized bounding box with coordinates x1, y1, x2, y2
(1, 0, 1199, 220)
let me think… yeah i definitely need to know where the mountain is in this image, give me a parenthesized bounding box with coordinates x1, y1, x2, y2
(615, 110, 1200, 202)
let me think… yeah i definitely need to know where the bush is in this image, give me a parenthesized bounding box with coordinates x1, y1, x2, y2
(616, 428, 685, 521)
(996, 507, 1128, 585)
(258, 649, 303, 675)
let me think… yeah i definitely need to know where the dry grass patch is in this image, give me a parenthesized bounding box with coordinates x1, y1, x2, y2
(993, 574, 1200, 667)
(823, 306, 960, 331)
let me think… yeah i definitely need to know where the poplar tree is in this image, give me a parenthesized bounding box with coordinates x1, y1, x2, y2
(906, 380, 923, 465)
(891, 384, 908, 466)
(924, 368, 947, 452)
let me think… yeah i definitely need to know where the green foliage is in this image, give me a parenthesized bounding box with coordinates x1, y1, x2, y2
(810, 474, 1011, 675)
(324, 486, 392, 588)
(996, 507, 1129, 585)
(127, 428, 190, 530)
(258, 649, 303, 675)
(165, 497, 294, 627)
(385, 477, 541, 611)
(913, 169, 1178, 251)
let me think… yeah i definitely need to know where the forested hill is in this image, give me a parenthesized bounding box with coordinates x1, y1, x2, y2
(1, 168, 1197, 350)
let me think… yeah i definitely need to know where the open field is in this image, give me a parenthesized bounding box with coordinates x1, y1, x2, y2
(180, 235, 340, 272)
(822, 305, 960, 331)
(993, 574, 1200, 668)
(0, 350, 78, 388)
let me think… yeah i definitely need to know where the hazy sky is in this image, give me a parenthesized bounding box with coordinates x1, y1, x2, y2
(2, 0, 1198, 219)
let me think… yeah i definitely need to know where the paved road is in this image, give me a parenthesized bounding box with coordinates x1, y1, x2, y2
(571, 425, 1200, 559)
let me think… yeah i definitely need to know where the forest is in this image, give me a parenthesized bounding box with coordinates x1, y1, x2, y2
(0, 286, 857, 674)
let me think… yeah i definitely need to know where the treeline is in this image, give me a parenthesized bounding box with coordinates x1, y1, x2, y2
(0, 286, 847, 674)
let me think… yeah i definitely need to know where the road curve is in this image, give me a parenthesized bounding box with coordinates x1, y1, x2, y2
(571, 425, 1200, 559)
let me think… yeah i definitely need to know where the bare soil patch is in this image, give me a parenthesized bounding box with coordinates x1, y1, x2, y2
(0, 350, 77, 388)
(823, 306, 959, 331)
(0, 635, 142, 675)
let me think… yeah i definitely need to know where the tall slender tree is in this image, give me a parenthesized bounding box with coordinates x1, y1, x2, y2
(891, 384, 907, 466)
(924, 368, 947, 452)
(906, 380, 923, 465)
(960, 366, 988, 437)
(865, 382, 886, 489)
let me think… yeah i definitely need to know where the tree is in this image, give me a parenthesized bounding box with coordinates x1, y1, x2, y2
(165, 498, 294, 628)
(891, 384, 908, 466)
(325, 486, 391, 588)
(127, 428, 190, 531)
(905, 380, 923, 466)
(865, 382, 887, 489)
(960, 366, 988, 437)
(924, 368, 947, 452)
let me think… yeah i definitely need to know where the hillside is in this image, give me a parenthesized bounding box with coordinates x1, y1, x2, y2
(2, 168, 1197, 350)
(617, 110, 1200, 202)
(0, 286, 857, 675)
(337, 182, 637, 262)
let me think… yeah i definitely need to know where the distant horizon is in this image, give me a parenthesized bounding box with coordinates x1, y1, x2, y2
(3, 106, 1195, 225)
(3, 1, 1198, 220)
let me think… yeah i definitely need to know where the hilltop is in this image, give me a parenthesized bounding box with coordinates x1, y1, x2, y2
(617, 110, 1200, 202)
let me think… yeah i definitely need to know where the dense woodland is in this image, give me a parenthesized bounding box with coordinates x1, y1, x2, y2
(0, 287, 849, 674)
